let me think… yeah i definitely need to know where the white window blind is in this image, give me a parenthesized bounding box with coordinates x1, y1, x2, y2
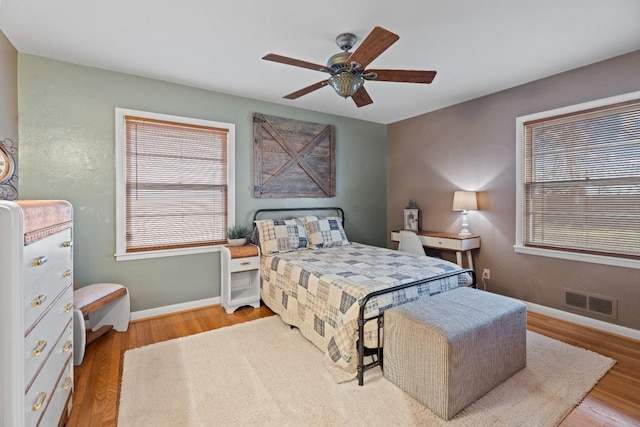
(522, 99, 640, 260)
(121, 113, 230, 254)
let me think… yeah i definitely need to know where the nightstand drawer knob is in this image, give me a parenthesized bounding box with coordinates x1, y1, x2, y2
(64, 302, 73, 313)
(61, 377, 72, 392)
(62, 241, 73, 248)
(240, 261, 251, 266)
(62, 340, 72, 352)
(63, 269, 72, 278)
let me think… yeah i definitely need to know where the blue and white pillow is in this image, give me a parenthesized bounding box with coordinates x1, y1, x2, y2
(254, 219, 309, 255)
(300, 215, 349, 249)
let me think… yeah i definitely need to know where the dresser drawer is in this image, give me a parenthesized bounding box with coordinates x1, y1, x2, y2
(24, 228, 72, 286)
(24, 285, 73, 388)
(23, 229, 72, 331)
(422, 235, 463, 251)
(38, 357, 73, 427)
(24, 322, 73, 426)
(230, 256, 260, 273)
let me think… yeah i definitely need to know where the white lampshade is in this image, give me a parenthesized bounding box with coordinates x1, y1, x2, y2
(452, 191, 478, 237)
(452, 191, 478, 211)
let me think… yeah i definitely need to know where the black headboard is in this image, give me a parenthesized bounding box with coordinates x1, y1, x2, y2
(253, 207, 345, 230)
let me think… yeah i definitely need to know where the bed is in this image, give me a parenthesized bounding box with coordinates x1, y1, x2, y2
(253, 207, 476, 384)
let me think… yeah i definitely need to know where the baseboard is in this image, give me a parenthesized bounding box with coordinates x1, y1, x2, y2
(130, 296, 220, 321)
(525, 301, 640, 341)
(129, 297, 640, 341)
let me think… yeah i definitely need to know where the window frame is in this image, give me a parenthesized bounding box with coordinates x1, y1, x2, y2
(114, 107, 235, 261)
(515, 90, 640, 270)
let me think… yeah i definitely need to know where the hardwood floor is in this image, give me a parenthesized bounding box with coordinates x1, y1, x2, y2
(527, 312, 640, 427)
(69, 305, 640, 426)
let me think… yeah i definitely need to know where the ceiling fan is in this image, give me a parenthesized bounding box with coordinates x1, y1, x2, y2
(262, 26, 437, 108)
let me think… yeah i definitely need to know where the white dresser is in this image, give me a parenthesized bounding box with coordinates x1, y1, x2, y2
(0, 200, 74, 427)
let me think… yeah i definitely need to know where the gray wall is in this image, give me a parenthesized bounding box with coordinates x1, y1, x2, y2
(387, 50, 640, 330)
(0, 30, 17, 197)
(17, 54, 387, 312)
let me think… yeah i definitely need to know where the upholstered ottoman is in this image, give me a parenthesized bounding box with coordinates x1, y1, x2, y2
(383, 287, 527, 420)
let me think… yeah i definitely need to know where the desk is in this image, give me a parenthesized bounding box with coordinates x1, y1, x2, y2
(391, 230, 480, 270)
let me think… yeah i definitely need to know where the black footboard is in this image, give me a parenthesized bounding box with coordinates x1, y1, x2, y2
(357, 268, 477, 386)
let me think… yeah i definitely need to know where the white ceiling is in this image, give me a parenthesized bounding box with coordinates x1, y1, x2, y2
(1, 0, 639, 124)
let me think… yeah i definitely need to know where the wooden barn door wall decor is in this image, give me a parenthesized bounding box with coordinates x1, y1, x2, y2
(253, 113, 336, 198)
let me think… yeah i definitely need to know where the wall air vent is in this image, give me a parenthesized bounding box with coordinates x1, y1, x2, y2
(565, 291, 587, 309)
(563, 288, 617, 319)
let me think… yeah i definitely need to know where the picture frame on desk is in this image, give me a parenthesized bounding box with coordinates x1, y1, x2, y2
(404, 208, 419, 231)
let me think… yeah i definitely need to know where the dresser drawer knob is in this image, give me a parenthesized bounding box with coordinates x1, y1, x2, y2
(63, 269, 72, 278)
(32, 294, 47, 307)
(33, 340, 47, 357)
(62, 340, 72, 353)
(32, 256, 48, 267)
(32, 392, 46, 411)
(61, 377, 72, 392)
(64, 302, 73, 313)
(62, 241, 73, 248)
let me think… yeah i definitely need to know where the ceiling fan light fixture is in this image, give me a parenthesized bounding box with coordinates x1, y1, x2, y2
(263, 26, 436, 107)
(328, 72, 364, 98)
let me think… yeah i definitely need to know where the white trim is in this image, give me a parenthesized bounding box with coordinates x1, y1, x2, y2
(516, 90, 640, 130)
(515, 90, 640, 268)
(130, 296, 221, 321)
(114, 107, 235, 261)
(115, 244, 222, 261)
(514, 244, 640, 270)
(526, 301, 640, 341)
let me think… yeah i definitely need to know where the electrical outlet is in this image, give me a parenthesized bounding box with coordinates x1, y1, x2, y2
(482, 268, 491, 280)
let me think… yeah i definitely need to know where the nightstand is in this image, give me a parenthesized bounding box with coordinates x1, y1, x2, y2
(220, 244, 261, 314)
(391, 231, 480, 270)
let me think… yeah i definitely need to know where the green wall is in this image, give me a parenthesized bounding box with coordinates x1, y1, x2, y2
(17, 54, 387, 312)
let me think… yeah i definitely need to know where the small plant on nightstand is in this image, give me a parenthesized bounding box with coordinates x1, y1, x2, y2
(226, 225, 252, 246)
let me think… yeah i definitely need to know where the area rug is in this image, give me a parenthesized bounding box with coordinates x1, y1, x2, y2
(118, 316, 615, 426)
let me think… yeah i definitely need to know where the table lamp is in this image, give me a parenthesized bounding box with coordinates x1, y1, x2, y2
(452, 191, 477, 236)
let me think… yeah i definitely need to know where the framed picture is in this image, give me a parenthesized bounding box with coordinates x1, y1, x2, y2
(253, 113, 335, 198)
(404, 208, 419, 231)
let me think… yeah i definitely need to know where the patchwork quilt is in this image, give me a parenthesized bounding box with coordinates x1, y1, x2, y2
(260, 242, 472, 383)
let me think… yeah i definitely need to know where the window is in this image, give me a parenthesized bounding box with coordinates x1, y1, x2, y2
(115, 108, 235, 261)
(515, 91, 640, 269)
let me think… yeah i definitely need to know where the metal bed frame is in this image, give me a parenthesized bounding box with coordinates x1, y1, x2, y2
(356, 268, 476, 385)
(252, 207, 477, 385)
(253, 206, 346, 224)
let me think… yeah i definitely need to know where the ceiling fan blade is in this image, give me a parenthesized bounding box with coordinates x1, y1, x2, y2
(366, 69, 437, 84)
(347, 26, 399, 70)
(263, 54, 333, 73)
(283, 80, 329, 99)
(351, 86, 373, 107)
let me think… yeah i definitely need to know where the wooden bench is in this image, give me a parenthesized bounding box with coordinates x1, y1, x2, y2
(73, 283, 130, 365)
